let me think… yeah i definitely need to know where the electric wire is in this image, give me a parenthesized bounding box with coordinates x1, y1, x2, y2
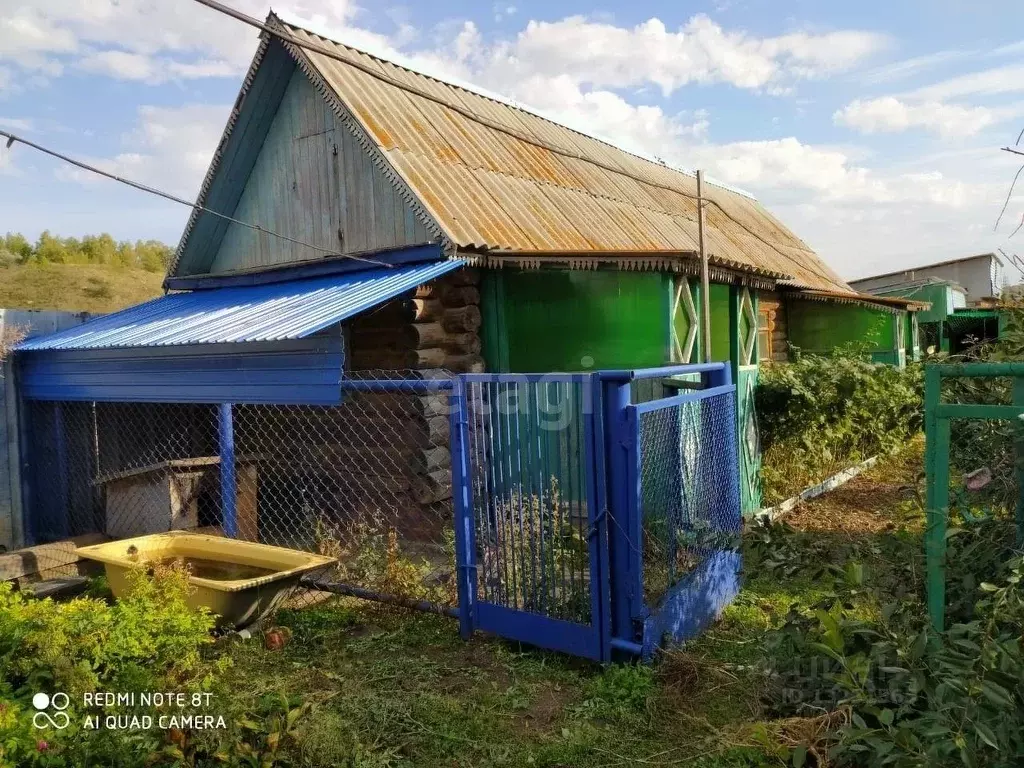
(192, 0, 847, 291)
(0, 129, 390, 268)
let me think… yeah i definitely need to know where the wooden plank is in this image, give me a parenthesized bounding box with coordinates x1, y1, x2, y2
(92, 454, 266, 485)
(236, 464, 259, 542)
(0, 533, 108, 582)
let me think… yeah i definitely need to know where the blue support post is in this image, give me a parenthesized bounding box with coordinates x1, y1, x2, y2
(602, 376, 637, 654)
(450, 379, 477, 639)
(219, 403, 237, 538)
(703, 363, 731, 390)
(588, 377, 613, 661)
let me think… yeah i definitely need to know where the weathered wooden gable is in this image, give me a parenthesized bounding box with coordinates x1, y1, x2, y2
(173, 40, 438, 278)
(211, 69, 435, 273)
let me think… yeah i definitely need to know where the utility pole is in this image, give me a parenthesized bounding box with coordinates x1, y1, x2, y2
(697, 170, 712, 362)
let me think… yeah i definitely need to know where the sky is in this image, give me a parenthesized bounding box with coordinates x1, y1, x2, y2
(2, 0, 1024, 283)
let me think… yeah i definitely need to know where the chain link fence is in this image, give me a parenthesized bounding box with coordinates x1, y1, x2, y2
(24, 371, 459, 612)
(637, 390, 742, 610)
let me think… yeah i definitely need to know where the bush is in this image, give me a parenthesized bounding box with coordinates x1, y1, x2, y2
(939, 301, 1024, 516)
(766, 555, 1024, 766)
(757, 352, 923, 504)
(0, 563, 215, 767)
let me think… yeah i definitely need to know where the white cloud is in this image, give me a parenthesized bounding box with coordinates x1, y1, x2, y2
(990, 40, 1024, 58)
(0, 1, 362, 84)
(493, 3, 517, 22)
(0, 117, 33, 131)
(910, 63, 1024, 101)
(833, 97, 1008, 137)
(493, 73, 710, 156)
(78, 51, 160, 82)
(0, 10, 76, 73)
(469, 14, 885, 97)
(860, 49, 973, 84)
(77, 50, 238, 83)
(0, 146, 14, 175)
(2, 3, 886, 96)
(682, 136, 987, 207)
(57, 104, 231, 200)
(7, 0, 1013, 279)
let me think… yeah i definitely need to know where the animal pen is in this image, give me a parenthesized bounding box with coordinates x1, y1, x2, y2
(15, 359, 741, 662)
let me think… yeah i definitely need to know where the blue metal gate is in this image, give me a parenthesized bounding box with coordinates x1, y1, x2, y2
(451, 364, 742, 661)
(453, 374, 608, 659)
(622, 368, 742, 658)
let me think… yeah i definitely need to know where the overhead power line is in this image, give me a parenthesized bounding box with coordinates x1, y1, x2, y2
(0, 129, 389, 268)
(994, 164, 1024, 232)
(192, 0, 845, 290)
(999, 145, 1024, 243)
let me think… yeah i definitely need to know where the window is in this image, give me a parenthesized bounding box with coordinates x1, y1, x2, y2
(757, 307, 774, 362)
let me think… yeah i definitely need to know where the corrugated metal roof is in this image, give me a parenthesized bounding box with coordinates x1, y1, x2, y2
(270, 17, 850, 294)
(797, 288, 931, 313)
(17, 260, 463, 351)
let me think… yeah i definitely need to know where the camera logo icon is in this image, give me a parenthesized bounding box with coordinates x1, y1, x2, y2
(32, 692, 70, 730)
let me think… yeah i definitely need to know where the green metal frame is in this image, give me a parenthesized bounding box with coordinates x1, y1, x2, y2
(730, 286, 761, 514)
(923, 362, 1024, 631)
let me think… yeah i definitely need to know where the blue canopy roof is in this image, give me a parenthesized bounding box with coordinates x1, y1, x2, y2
(17, 260, 464, 351)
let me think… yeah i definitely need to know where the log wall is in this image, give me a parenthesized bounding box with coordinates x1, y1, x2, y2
(338, 267, 485, 540)
(757, 290, 789, 363)
(348, 267, 484, 374)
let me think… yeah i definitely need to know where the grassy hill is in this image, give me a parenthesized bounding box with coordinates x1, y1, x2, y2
(0, 263, 164, 314)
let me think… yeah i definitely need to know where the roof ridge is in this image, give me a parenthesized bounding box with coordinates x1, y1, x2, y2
(269, 11, 759, 203)
(270, 15, 853, 290)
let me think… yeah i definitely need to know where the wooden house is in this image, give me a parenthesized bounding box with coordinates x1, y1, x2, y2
(15, 14, 926, 520)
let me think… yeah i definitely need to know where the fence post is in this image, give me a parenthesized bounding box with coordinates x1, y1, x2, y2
(450, 378, 476, 640)
(602, 375, 637, 652)
(923, 366, 949, 631)
(219, 403, 237, 539)
(587, 375, 612, 661)
(1014, 377, 1024, 547)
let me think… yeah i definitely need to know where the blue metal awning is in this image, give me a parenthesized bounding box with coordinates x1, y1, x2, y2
(17, 259, 465, 404)
(17, 259, 464, 351)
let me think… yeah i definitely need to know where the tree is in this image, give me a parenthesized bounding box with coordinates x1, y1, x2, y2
(34, 231, 67, 263)
(1, 232, 32, 263)
(81, 234, 118, 266)
(1, 231, 174, 270)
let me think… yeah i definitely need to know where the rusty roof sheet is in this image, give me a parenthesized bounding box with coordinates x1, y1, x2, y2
(797, 288, 931, 312)
(275, 17, 851, 293)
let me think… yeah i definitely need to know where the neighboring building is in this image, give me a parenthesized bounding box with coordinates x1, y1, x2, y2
(849, 273, 1005, 354)
(850, 253, 1005, 307)
(13, 14, 925, 519)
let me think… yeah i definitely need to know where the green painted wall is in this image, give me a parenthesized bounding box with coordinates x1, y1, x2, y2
(899, 284, 951, 325)
(481, 269, 670, 372)
(868, 283, 959, 325)
(787, 300, 899, 362)
(709, 283, 732, 363)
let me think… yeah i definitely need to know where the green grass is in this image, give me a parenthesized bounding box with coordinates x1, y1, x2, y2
(0, 262, 163, 313)
(213, 603, 782, 767)
(198, 442, 929, 767)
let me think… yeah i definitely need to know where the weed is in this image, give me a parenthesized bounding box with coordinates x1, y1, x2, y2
(757, 353, 922, 504)
(483, 479, 590, 622)
(575, 664, 656, 720)
(314, 513, 456, 609)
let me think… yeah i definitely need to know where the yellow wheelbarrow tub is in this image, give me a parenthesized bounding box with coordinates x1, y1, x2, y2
(77, 531, 335, 628)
